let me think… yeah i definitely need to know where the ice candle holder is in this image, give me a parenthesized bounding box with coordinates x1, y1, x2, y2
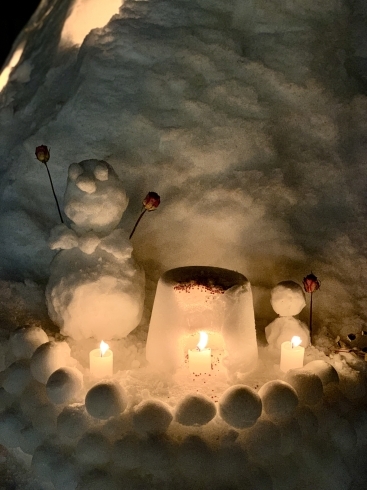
(146, 266, 258, 373)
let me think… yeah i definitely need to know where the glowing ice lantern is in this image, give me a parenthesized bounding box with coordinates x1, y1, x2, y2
(146, 266, 258, 373)
(89, 341, 113, 378)
(188, 331, 211, 374)
(280, 336, 305, 372)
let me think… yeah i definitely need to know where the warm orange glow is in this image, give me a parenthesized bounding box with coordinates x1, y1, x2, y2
(291, 336, 302, 348)
(197, 331, 208, 351)
(0, 44, 25, 92)
(100, 340, 109, 356)
(61, 0, 122, 46)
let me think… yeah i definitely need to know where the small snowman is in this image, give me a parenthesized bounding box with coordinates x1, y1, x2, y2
(45, 159, 145, 341)
(265, 281, 310, 349)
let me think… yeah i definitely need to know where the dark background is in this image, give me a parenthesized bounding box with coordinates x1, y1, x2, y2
(0, 1, 40, 67)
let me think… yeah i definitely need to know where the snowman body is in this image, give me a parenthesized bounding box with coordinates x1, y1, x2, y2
(265, 281, 310, 349)
(46, 160, 145, 340)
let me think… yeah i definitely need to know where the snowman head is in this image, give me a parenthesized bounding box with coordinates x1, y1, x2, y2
(64, 159, 128, 234)
(270, 281, 306, 317)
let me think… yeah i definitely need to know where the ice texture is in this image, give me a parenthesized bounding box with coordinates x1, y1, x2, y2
(146, 266, 258, 373)
(219, 385, 262, 429)
(85, 381, 127, 419)
(46, 160, 145, 341)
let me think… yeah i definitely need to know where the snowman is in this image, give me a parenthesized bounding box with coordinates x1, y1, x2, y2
(265, 281, 310, 349)
(45, 159, 145, 341)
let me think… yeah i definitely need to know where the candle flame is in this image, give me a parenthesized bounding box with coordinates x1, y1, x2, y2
(197, 331, 208, 351)
(100, 340, 109, 357)
(291, 336, 302, 348)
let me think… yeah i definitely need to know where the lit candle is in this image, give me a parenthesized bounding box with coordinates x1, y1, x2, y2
(188, 331, 211, 374)
(280, 336, 304, 372)
(89, 341, 113, 378)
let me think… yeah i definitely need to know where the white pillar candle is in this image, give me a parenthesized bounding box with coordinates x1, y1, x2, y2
(188, 331, 211, 374)
(280, 336, 304, 372)
(89, 341, 113, 378)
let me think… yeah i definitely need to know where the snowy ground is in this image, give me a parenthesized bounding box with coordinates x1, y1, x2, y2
(1, 0, 367, 488)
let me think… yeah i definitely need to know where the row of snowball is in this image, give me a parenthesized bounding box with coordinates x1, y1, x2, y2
(2, 326, 339, 434)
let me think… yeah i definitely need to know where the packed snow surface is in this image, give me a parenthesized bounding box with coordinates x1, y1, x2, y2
(1, 0, 367, 488)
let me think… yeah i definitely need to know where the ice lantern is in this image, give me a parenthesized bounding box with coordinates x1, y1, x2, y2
(146, 266, 258, 373)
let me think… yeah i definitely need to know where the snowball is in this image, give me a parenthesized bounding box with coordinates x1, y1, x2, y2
(213, 445, 248, 484)
(265, 317, 310, 349)
(78, 232, 100, 254)
(31, 402, 60, 436)
(30, 341, 71, 384)
(339, 370, 366, 400)
(176, 435, 212, 482)
(76, 469, 120, 490)
(284, 370, 323, 406)
(302, 360, 339, 386)
(19, 380, 49, 418)
(294, 406, 319, 436)
(32, 442, 77, 489)
(46, 366, 83, 404)
(64, 160, 128, 234)
(9, 326, 49, 359)
(270, 281, 306, 316)
(49, 224, 78, 250)
(140, 435, 172, 475)
(2, 359, 32, 395)
(242, 420, 281, 462)
(346, 408, 367, 447)
(75, 431, 111, 466)
(175, 393, 216, 426)
(0, 409, 25, 448)
(132, 399, 173, 435)
(85, 382, 127, 419)
(19, 425, 44, 455)
(0, 388, 15, 412)
(278, 418, 302, 455)
(57, 403, 92, 440)
(111, 433, 141, 470)
(219, 385, 262, 429)
(258, 380, 299, 422)
(46, 251, 145, 341)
